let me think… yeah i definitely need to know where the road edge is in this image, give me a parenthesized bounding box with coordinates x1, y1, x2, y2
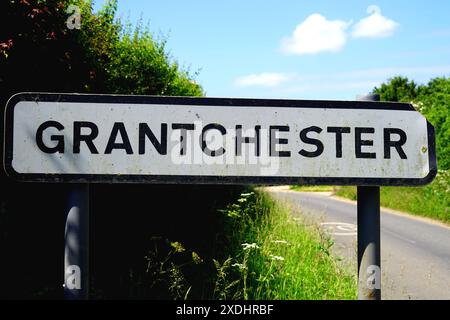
(263, 186, 450, 230)
(330, 194, 450, 230)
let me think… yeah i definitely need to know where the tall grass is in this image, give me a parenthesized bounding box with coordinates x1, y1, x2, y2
(133, 190, 357, 299)
(220, 191, 357, 299)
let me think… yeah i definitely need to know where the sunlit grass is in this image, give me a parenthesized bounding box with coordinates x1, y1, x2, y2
(221, 191, 357, 299)
(335, 170, 450, 223)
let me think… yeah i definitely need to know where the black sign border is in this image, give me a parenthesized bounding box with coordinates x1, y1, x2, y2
(4, 92, 437, 186)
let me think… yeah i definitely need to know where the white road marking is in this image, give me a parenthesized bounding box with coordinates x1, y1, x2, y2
(321, 222, 357, 236)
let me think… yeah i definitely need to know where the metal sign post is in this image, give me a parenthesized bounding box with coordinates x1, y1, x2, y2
(64, 184, 89, 299)
(357, 186, 381, 299)
(356, 94, 381, 300)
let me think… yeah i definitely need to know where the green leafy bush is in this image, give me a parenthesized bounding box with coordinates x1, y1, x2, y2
(374, 76, 450, 169)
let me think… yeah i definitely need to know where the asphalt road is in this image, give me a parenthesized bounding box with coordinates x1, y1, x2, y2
(266, 187, 450, 300)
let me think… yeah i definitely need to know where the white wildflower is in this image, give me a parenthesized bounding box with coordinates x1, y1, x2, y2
(242, 243, 260, 250)
(411, 101, 425, 113)
(269, 254, 285, 261)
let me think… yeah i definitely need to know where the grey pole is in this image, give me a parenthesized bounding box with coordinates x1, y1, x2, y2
(356, 93, 381, 300)
(64, 184, 90, 299)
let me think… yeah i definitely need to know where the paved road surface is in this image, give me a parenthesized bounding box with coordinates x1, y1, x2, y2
(266, 187, 450, 300)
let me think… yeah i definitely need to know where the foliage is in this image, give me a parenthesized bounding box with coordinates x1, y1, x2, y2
(74, 0, 203, 95)
(369, 76, 449, 223)
(0, 0, 203, 103)
(374, 76, 418, 102)
(0, 0, 91, 100)
(336, 170, 450, 222)
(0, 0, 204, 298)
(212, 258, 240, 300)
(373, 76, 450, 169)
(125, 191, 356, 300)
(218, 191, 357, 299)
(415, 78, 450, 170)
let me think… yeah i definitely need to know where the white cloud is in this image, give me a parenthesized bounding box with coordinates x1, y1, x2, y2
(352, 5, 399, 38)
(280, 14, 351, 55)
(233, 65, 450, 98)
(234, 73, 294, 87)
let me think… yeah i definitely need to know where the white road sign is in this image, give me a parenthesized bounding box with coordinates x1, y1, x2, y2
(4, 93, 436, 185)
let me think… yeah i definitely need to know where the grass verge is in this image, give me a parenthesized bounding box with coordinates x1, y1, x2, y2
(219, 190, 357, 299)
(131, 189, 357, 299)
(335, 170, 449, 223)
(289, 185, 336, 192)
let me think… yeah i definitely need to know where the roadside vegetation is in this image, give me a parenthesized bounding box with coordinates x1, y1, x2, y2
(291, 169, 449, 223)
(219, 191, 356, 299)
(0, 0, 204, 298)
(374, 77, 449, 171)
(335, 170, 450, 223)
(371, 77, 449, 222)
(134, 191, 356, 300)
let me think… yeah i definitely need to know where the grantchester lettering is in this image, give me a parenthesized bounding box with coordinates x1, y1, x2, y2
(35, 121, 408, 159)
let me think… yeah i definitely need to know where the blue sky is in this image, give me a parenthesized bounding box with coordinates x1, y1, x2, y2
(94, 0, 450, 100)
